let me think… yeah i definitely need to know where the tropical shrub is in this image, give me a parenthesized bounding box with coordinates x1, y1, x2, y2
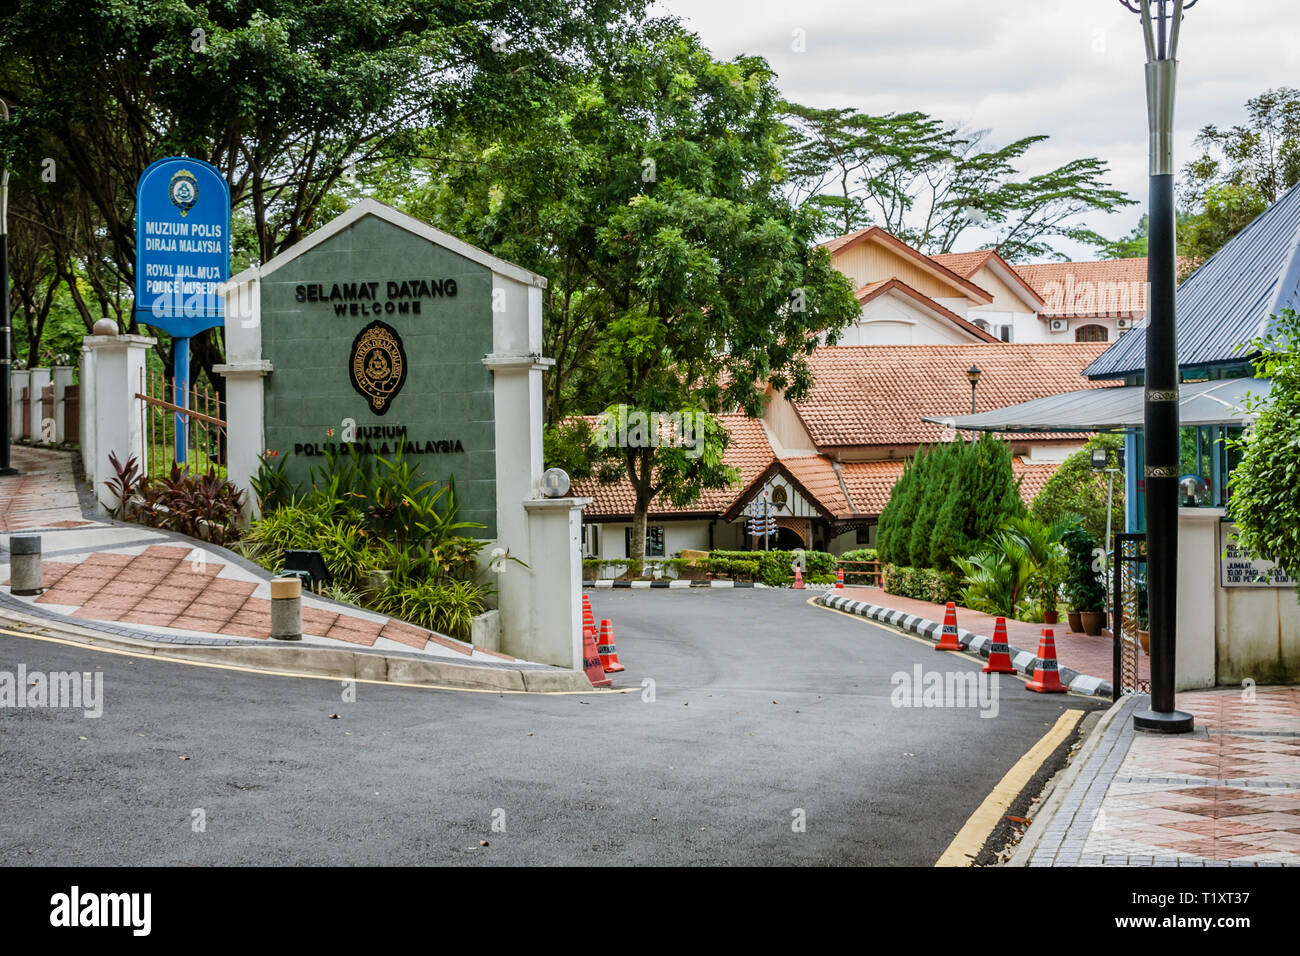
(373, 577, 488, 640)
(138, 464, 247, 545)
(1001, 515, 1071, 618)
(953, 531, 1037, 618)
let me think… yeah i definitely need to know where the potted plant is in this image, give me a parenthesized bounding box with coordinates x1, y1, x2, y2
(1062, 526, 1107, 636)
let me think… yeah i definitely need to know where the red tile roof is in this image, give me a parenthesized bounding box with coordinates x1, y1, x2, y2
(854, 279, 1001, 343)
(928, 250, 996, 278)
(793, 343, 1115, 448)
(1012, 258, 1148, 318)
(574, 408, 1063, 521)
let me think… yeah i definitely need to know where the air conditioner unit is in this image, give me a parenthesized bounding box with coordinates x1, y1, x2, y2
(1116, 318, 1133, 330)
(1049, 318, 1068, 333)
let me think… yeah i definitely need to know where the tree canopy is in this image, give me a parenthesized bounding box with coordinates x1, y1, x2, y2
(782, 103, 1133, 261)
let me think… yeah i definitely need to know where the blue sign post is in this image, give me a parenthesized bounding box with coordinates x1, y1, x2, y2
(134, 157, 230, 465)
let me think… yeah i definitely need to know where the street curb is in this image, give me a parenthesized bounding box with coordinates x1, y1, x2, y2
(1006, 696, 1131, 866)
(0, 604, 597, 694)
(817, 592, 1113, 699)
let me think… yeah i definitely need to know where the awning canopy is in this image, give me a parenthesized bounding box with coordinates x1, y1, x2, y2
(923, 377, 1271, 434)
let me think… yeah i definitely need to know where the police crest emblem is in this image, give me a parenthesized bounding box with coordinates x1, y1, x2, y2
(349, 320, 407, 415)
(168, 168, 199, 217)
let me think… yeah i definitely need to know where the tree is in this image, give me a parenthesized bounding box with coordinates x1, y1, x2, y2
(1227, 309, 1300, 584)
(0, 0, 645, 384)
(1172, 87, 1300, 269)
(403, 25, 860, 569)
(1030, 434, 1126, 544)
(929, 434, 1025, 571)
(907, 442, 956, 567)
(783, 105, 1134, 261)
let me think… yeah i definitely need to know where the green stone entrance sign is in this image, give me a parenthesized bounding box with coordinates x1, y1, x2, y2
(216, 200, 590, 669)
(258, 212, 498, 534)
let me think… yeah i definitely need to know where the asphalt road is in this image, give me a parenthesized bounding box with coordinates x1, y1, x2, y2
(0, 589, 1104, 865)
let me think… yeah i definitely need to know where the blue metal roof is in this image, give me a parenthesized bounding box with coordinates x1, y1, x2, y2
(1085, 180, 1300, 379)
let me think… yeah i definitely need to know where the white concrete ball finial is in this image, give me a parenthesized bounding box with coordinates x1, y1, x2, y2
(92, 318, 119, 336)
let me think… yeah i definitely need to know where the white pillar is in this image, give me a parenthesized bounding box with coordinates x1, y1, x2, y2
(212, 361, 272, 521)
(523, 496, 591, 669)
(79, 346, 96, 478)
(82, 333, 155, 513)
(51, 365, 74, 444)
(27, 367, 51, 442)
(10, 367, 29, 438)
(217, 273, 266, 522)
(1175, 507, 1218, 690)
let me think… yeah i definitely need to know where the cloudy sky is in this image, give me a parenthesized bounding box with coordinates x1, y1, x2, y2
(652, 0, 1300, 260)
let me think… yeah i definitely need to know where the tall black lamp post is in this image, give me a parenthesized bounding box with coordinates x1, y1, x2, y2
(966, 364, 981, 414)
(1120, 0, 1194, 733)
(0, 98, 17, 477)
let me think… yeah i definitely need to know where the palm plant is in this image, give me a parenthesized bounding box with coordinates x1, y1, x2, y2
(954, 531, 1036, 617)
(1002, 515, 1072, 619)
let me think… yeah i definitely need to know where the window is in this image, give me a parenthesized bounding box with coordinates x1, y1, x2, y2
(1075, 324, 1108, 343)
(625, 525, 665, 557)
(582, 524, 599, 557)
(999, 325, 1012, 342)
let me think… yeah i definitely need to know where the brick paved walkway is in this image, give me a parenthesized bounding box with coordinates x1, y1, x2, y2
(1028, 687, 1300, 866)
(840, 585, 1149, 687)
(0, 445, 521, 664)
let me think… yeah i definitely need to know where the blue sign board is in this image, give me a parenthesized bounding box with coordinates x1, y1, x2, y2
(133, 156, 230, 337)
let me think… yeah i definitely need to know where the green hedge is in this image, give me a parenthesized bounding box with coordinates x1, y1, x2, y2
(883, 564, 962, 605)
(710, 549, 834, 587)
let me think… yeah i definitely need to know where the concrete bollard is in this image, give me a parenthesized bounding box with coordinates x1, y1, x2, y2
(10, 535, 43, 595)
(269, 576, 303, 641)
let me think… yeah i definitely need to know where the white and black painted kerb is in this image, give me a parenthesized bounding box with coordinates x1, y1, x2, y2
(585, 580, 767, 590)
(818, 592, 1111, 698)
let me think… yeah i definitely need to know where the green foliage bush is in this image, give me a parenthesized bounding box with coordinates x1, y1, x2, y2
(839, 547, 880, 584)
(1228, 309, 1300, 585)
(1030, 434, 1125, 543)
(243, 446, 492, 641)
(1062, 526, 1107, 612)
(882, 564, 962, 605)
(710, 549, 834, 586)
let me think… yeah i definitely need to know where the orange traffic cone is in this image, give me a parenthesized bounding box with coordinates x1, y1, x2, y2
(793, 566, 805, 590)
(835, 567, 845, 589)
(1025, 628, 1067, 693)
(983, 616, 1017, 674)
(582, 594, 596, 637)
(597, 619, 625, 672)
(935, 602, 963, 651)
(582, 626, 611, 687)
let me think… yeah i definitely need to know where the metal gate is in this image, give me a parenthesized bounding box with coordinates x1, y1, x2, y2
(1111, 532, 1150, 700)
(137, 368, 227, 474)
